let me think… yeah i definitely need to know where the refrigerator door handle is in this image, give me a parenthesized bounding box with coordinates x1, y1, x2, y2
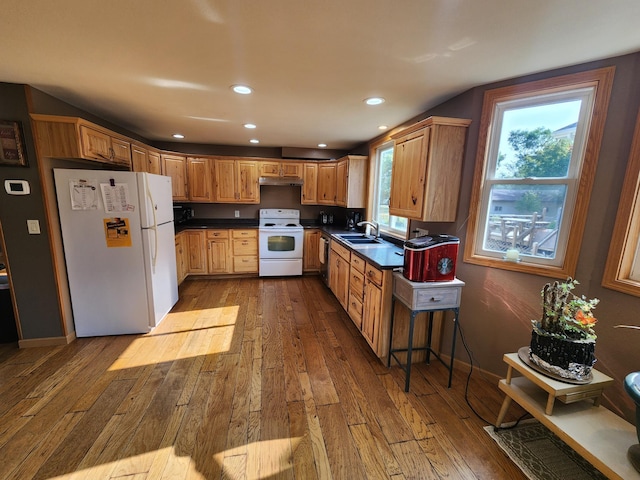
(146, 180, 159, 269)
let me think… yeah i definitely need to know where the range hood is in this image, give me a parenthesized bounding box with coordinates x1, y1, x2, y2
(259, 177, 303, 186)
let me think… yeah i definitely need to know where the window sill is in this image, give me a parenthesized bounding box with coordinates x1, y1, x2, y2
(463, 252, 574, 278)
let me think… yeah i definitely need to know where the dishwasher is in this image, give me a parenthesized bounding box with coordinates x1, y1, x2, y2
(319, 232, 331, 286)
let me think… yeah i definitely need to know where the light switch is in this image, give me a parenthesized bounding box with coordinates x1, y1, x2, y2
(235, 210, 240, 218)
(27, 219, 41, 234)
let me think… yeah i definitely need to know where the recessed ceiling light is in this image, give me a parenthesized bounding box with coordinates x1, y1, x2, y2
(232, 84, 252, 95)
(318, 143, 327, 148)
(244, 123, 257, 129)
(365, 97, 385, 105)
(378, 125, 388, 130)
(172, 133, 185, 139)
(249, 139, 259, 144)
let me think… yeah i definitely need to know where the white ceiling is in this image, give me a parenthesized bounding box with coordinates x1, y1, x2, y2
(1, 0, 640, 150)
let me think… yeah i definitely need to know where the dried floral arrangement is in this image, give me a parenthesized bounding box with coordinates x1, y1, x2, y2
(532, 277, 599, 342)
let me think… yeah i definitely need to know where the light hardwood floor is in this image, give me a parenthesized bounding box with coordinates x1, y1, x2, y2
(0, 276, 527, 479)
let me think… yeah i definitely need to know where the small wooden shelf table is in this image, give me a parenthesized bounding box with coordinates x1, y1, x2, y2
(496, 352, 639, 480)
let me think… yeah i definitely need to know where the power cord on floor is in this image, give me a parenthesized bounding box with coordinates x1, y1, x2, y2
(457, 320, 530, 430)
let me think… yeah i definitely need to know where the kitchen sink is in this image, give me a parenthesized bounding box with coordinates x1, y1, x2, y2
(335, 233, 385, 246)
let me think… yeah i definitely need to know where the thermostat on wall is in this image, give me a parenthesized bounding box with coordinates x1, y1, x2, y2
(4, 179, 30, 195)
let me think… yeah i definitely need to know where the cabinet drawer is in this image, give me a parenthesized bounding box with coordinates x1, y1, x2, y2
(233, 256, 258, 273)
(232, 229, 257, 239)
(350, 254, 365, 273)
(350, 268, 364, 299)
(233, 238, 258, 256)
(331, 240, 351, 261)
(207, 229, 229, 239)
(364, 264, 383, 287)
(348, 294, 363, 329)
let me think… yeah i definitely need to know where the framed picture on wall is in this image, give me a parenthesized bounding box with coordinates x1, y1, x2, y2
(0, 120, 28, 167)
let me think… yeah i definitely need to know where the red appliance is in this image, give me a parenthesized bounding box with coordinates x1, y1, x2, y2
(403, 235, 459, 282)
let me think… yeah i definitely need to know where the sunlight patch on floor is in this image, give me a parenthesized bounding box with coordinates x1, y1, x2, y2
(214, 437, 303, 479)
(108, 306, 239, 371)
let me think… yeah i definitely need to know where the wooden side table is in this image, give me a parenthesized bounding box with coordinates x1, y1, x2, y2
(495, 351, 640, 480)
(496, 351, 614, 424)
(388, 273, 464, 391)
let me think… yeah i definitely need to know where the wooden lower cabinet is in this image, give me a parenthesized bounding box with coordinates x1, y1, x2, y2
(185, 230, 207, 274)
(206, 230, 230, 274)
(175, 232, 188, 285)
(329, 244, 350, 310)
(303, 229, 321, 272)
(231, 229, 258, 273)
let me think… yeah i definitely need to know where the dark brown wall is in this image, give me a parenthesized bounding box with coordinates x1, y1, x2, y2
(0, 83, 62, 338)
(406, 52, 640, 421)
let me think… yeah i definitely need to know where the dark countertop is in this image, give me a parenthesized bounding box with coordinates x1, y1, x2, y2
(321, 226, 405, 270)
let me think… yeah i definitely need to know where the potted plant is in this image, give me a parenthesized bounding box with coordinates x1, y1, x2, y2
(529, 278, 599, 382)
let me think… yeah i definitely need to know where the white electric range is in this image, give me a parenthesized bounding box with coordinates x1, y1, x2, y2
(258, 209, 304, 276)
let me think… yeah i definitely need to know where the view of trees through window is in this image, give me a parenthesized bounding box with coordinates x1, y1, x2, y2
(483, 99, 583, 260)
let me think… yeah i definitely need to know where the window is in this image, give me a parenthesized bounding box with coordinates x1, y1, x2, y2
(464, 67, 615, 277)
(603, 108, 640, 297)
(371, 142, 408, 237)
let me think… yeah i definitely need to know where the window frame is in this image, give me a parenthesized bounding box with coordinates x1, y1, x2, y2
(369, 139, 408, 239)
(603, 108, 640, 297)
(464, 67, 615, 278)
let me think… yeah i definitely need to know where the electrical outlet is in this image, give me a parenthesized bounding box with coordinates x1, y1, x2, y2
(414, 228, 429, 237)
(235, 210, 240, 218)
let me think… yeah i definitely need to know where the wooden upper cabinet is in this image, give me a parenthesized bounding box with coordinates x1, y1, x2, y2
(132, 144, 148, 172)
(389, 116, 471, 222)
(147, 150, 161, 175)
(260, 160, 302, 178)
(336, 160, 347, 207)
(302, 163, 318, 204)
(80, 125, 131, 166)
(317, 162, 337, 205)
(214, 157, 260, 204)
(237, 160, 259, 203)
(335, 155, 367, 208)
(187, 157, 214, 202)
(30, 114, 132, 168)
(162, 154, 188, 201)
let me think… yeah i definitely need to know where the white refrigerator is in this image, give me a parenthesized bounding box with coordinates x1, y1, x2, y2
(54, 168, 179, 337)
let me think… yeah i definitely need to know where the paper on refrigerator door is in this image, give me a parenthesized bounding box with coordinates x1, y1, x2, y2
(69, 178, 99, 210)
(100, 183, 135, 213)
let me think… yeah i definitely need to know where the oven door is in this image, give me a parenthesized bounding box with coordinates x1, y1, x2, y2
(259, 228, 303, 259)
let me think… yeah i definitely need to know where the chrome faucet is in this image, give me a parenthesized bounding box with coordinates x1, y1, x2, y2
(357, 220, 379, 238)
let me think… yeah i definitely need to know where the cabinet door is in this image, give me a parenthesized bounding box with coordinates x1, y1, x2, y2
(302, 163, 318, 204)
(80, 126, 112, 161)
(281, 162, 302, 177)
(362, 280, 382, 348)
(207, 239, 230, 274)
(132, 145, 148, 172)
(317, 163, 337, 205)
(214, 159, 237, 202)
(335, 159, 348, 207)
(175, 233, 186, 284)
(111, 138, 132, 166)
(329, 251, 349, 309)
(389, 128, 428, 219)
(162, 154, 189, 201)
(303, 229, 321, 272)
(237, 160, 259, 203)
(188, 157, 214, 202)
(260, 161, 281, 177)
(148, 150, 162, 175)
(185, 231, 207, 274)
